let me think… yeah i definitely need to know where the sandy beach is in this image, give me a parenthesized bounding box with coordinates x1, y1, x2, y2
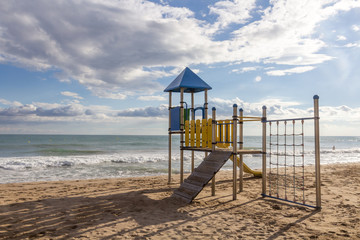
(0, 163, 359, 239)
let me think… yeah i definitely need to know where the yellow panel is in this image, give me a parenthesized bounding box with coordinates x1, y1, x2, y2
(196, 119, 201, 148)
(202, 119, 207, 147)
(230, 120, 233, 147)
(190, 120, 195, 147)
(185, 120, 189, 147)
(217, 120, 222, 147)
(207, 119, 212, 148)
(225, 120, 230, 147)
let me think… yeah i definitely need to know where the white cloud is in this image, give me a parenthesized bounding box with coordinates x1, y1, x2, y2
(0, 0, 359, 99)
(61, 91, 83, 99)
(209, 96, 360, 133)
(0, 98, 23, 107)
(0, 98, 116, 121)
(336, 35, 347, 41)
(209, 0, 256, 29)
(243, 66, 259, 72)
(88, 87, 127, 100)
(117, 105, 168, 117)
(137, 95, 166, 101)
(345, 42, 360, 48)
(229, 0, 360, 65)
(266, 66, 316, 76)
(0, 0, 216, 97)
(0, 96, 348, 123)
(352, 24, 360, 32)
(232, 66, 260, 73)
(2, 96, 360, 135)
(209, 96, 302, 118)
(0, 97, 168, 123)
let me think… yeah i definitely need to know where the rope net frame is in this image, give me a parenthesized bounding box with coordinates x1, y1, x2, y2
(266, 118, 317, 208)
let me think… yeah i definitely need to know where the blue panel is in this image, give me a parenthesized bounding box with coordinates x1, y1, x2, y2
(170, 107, 180, 131)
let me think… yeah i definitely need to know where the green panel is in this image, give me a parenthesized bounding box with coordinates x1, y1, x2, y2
(184, 109, 190, 122)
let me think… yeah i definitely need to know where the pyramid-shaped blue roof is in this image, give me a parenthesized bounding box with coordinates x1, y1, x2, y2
(164, 67, 212, 93)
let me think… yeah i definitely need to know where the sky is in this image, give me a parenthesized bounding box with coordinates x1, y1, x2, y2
(0, 0, 360, 135)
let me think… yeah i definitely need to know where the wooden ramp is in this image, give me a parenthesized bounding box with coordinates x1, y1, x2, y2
(172, 151, 232, 203)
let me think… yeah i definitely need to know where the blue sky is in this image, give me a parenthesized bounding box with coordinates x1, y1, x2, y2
(0, 0, 360, 135)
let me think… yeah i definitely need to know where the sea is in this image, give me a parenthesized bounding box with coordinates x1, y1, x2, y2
(0, 135, 359, 183)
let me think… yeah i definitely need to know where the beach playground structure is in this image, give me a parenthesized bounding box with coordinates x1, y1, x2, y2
(165, 67, 321, 209)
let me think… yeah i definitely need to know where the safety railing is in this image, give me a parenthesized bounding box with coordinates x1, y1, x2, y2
(184, 119, 212, 148)
(184, 115, 262, 149)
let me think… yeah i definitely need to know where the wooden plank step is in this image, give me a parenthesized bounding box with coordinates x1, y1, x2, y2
(201, 158, 229, 167)
(204, 157, 229, 164)
(178, 187, 199, 199)
(188, 171, 213, 183)
(202, 161, 223, 167)
(180, 182, 203, 193)
(184, 179, 204, 187)
(178, 185, 197, 196)
(206, 151, 232, 158)
(195, 165, 217, 174)
(173, 189, 192, 201)
(192, 171, 213, 179)
(172, 192, 192, 203)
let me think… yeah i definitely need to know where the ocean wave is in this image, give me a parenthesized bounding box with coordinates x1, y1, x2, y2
(32, 143, 87, 148)
(36, 148, 105, 156)
(267, 147, 360, 155)
(0, 152, 171, 170)
(46, 160, 74, 167)
(111, 155, 167, 164)
(320, 148, 360, 154)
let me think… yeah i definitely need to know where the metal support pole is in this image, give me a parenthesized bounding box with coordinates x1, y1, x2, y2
(191, 92, 195, 172)
(204, 90, 208, 117)
(211, 107, 216, 196)
(314, 95, 321, 209)
(212, 107, 216, 152)
(204, 90, 208, 161)
(262, 106, 267, 196)
(168, 92, 172, 184)
(232, 104, 238, 200)
(239, 108, 244, 192)
(180, 88, 184, 184)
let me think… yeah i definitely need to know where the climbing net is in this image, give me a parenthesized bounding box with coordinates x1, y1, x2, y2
(267, 118, 316, 208)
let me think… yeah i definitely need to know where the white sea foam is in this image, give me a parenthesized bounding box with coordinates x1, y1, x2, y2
(0, 153, 168, 170)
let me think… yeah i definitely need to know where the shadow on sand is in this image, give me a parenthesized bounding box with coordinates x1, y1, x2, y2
(0, 178, 320, 239)
(0, 186, 184, 239)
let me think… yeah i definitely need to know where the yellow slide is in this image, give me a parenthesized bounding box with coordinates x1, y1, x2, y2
(230, 156, 262, 178)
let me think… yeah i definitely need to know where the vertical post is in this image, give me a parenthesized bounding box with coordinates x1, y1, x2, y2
(190, 120, 195, 147)
(196, 120, 201, 147)
(191, 92, 195, 172)
(168, 92, 172, 184)
(262, 106, 267, 196)
(211, 107, 216, 196)
(204, 90, 208, 118)
(239, 108, 244, 192)
(314, 95, 321, 209)
(232, 104, 238, 200)
(212, 107, 216, 152)
(204, 90, 208, 157)
(180, 88, 184, 184)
